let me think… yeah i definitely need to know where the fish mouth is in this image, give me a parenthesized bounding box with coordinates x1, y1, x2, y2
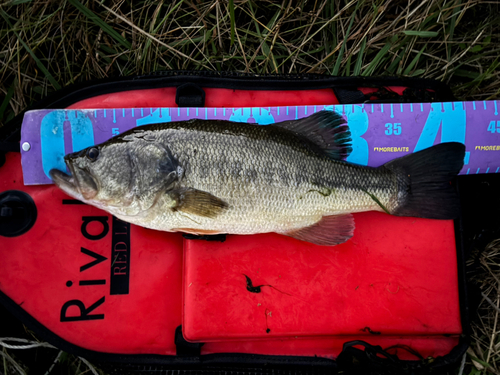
(50, 162, 98, 200)
(49, 168, 81, 198)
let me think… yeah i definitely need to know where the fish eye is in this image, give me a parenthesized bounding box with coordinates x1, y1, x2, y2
(86, 147, 99, 162)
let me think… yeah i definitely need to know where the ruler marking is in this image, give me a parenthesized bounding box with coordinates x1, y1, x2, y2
(196, 108, 199, 116)
(25, 102, 500, 183)
(286, 106, 289, 115)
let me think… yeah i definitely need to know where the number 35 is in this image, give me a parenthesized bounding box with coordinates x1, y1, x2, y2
(385, 123, 401, 136)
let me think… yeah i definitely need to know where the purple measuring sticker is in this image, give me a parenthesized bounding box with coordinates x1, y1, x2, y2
(20, 102, 500, 185)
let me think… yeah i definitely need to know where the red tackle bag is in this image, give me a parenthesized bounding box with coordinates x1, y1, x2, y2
(0, 72, 471, 374)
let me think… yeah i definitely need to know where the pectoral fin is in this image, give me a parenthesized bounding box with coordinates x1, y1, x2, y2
(169, 188, 228, 218)
(283, 214, 355, 246)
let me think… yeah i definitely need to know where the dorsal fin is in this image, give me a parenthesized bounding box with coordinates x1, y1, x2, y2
(274, 110, 352, 160)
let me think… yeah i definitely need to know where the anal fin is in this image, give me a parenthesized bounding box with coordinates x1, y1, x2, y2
(282, 214, 355, 246)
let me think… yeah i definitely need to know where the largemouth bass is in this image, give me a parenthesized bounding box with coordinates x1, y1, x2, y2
(50, 111, 465, 246)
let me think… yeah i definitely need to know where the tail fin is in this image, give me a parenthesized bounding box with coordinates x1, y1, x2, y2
(384, 142, 465, 219)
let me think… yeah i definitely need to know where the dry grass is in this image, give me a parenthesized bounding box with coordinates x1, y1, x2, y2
(0, 0, 499, 125)
(467, 240, 500, 375)
(0, 0, 499, 374)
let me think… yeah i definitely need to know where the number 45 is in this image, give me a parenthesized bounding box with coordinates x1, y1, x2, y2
(487, 121, 500, 133)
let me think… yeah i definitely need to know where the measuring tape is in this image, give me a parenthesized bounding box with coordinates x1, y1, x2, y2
(20, 102, 500, 185)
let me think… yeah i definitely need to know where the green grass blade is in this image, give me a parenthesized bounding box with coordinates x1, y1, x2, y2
(447, 0, 462, 58)
(361, 37, 395, 76)
(387, 49, 404, 74)
(5, 0, 32, 4)
(332, 1, 362, 76)
(229, 0, 235, 46)
(66, 0, 131, 49)
(345, 55, 351, 76)
(410, 68, 425, 76)
(353, 38, 367, 76)
(157, 0, 185, 32)
(143, 0, 185, 61)
(362, 189, 391, 215)
(454, 69, 480, 79)
(0, 10, 61, 90)
(403, 45, 426, 75)
(403, 30, 438, 37)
